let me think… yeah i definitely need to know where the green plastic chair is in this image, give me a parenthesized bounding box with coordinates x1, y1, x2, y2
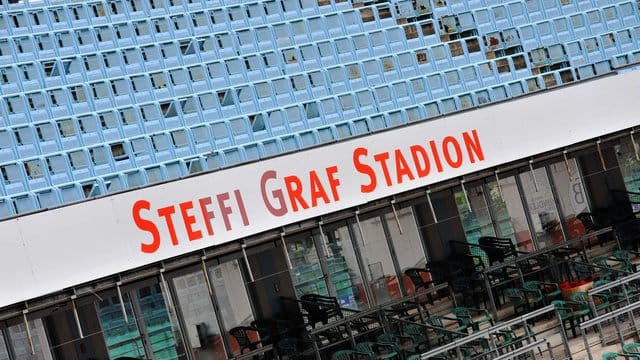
(452, 306, 494, 332)
(504, 288, 531, 315)
(623, 342, 640, 356)
(355, 341, 401, 360)
(551, 300, 580, 338)
(426, 315, 470, 336)
(377, 333, 424, 357)
(523, 280, 562, 304)
(401, 323, 431, 351)
(602, 351, 640, 359)
(331, 349, 371, 360)
(571, 291, 610, 314)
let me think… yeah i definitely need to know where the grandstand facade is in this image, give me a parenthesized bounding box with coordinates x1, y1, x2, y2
(0, 0, 639, 358)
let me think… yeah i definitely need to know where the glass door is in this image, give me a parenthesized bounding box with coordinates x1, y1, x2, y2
(519, 166, 565, 248)
(489, 176, 534, 252)
(351, 214, 402, 304)
(320, 224, 369, 310)
(454, 182, 496, 246)
(6, 319, 53, 360)
(96, 281, 188, 360)
(549, 158, 591, 239)
(171, 268, 227, 360)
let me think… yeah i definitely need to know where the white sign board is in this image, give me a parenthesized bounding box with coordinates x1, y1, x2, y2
(1, 71, 639, 308)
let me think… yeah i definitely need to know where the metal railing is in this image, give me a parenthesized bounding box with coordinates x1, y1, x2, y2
(420, 304, 570, 359)
(480, 227, 613, 320)
(579, 299, 640, 360)
(307, 283, 454, 359)
(587, 270, 640, 346)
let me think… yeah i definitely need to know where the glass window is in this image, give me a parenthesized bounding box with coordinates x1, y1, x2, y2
(209, 260, 256, 357)
(488, 177, 533, 251)
(0, 330, 8, 360)
(172, 270, 226, 359)
(549, 158, 590, 239)
(321, 224, 369, 309)
(287, 234, 328, 297)
(520, 167, 565, 248)
(8, 319, 53, 360)
(385, 207, 427, 284)
(352, 215, 401, 304)
(615, 135, 640, 198)
(455, 183, 497, 250)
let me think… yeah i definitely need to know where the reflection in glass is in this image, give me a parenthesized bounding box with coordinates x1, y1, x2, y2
(8, 319, 53, 360)
(209, 261, 255, 357)
(549, 158, 590, 239)
(287, 234, 328, 297)
(352, 215, 401, 304)
(520, 167, 565, 248)
(615, 136, 640, 209)
(322, 225, 368, 309)
(384, 208, 427, 293)
(96, 294, 146, 359)
(0, 330, 9, 360)
(135, 284, 187, 360)
(44, 302, 107, 359)
(489, 177, 533, 251)
(454, 184, 496, 248)
(173, 271, 226, 359)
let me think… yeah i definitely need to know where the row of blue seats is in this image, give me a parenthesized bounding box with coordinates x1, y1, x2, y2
(4, 0, 636, 72)
(3, 44, 632, 180)
(432, 0, 621, 17)
(0, 60, 636, 218)
(0, 55, 621, 199)
(0, 49, 531, 131)
(0, 0, 353, 32)
(1, 3, 637, 105)
(0, 35, 626, 155)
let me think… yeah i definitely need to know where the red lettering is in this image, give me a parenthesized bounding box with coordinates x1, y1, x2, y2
(133, 200, 161, 254)
(353, 147, 376, 193)
(394, 149, 415, 184)
(463, 129, 485, 163)
(260, 170, 288, 217)
(198, 197, 215, 236)
(442, 136, 463, 168)
(373, 152, 393, 186)
(284, 175, 309, 212)
(179, 201, 202, 241)
(217, 193, 233, 231)
(410, 145, 430, 177)
(429, 140, 444, 172)
(326, 166, 341, 201)
(157, 205, 179, 246)
(234, 189, 250, 226)
(308, 170, 330, 207)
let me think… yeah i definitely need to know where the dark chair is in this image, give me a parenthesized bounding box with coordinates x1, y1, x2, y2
(478, 236, 519, 265)
(229, 326, 266, 354)
(452, 306, 494, 332)
(523, 280, 562, 305)
(299, 294, 343, 327)
(377, 333, 424, 358)
(355, 341, 401, 360)
(551, 300, 590, 338)
(615, 218, 640, 252)
(331, 349, 371, 360)
(404, 268, 435, 305)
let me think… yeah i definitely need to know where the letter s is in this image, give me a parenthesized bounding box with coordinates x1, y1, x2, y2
(353, 147, 377, 193)
(133, 200, 161, 253)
